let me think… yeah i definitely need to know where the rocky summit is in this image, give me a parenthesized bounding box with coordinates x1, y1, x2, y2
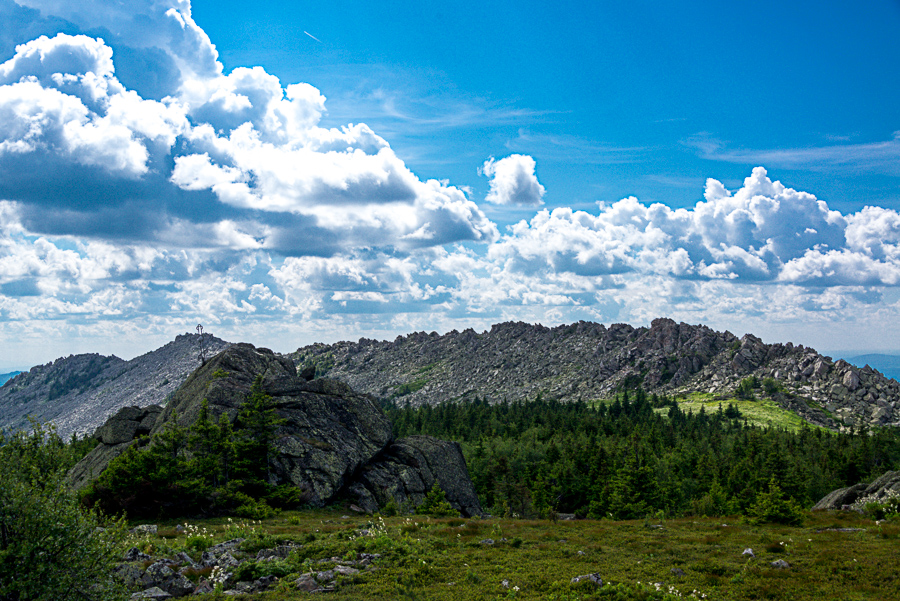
(0, 333, 230, 438)
(4, 318, 899, 438)
(69, 343, 483, 517)
(293, 318, 900, 430)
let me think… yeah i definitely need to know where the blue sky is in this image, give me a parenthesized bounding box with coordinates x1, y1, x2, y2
(1, 0, 900, 369)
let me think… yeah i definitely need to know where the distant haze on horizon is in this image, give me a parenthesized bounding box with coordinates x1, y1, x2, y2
(2, 1, 900, 369)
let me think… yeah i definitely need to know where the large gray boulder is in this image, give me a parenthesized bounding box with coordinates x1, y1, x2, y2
(96, 405, 162, 445)
(69, 344, 394, 503)
(813, 470, 900, 510)
(68, 405, 161, 490)
(348, 435, 483, 517)
(150, 343, 393, 506)
(69, 343, 481, 515)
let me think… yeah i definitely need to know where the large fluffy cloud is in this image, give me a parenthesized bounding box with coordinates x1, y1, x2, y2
(0, 1, 496, 254)
(489, 167, 900, 286)
(481, 154, 545, 206)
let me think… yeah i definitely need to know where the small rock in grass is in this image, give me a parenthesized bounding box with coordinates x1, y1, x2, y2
(123, 547, 152, 562)
(671, 568, 685, 577)
(742, 548, 755, 558)
(130, 587, 170, 600)
(132, 524, 158, 535)
(334, 565, 359, 576)
(294, 574, 318, 592)
(193, 581, 214, 595)
(571, 573, 603, 586)
(771, 559, 790, 569)
(480, 538, 495, 545)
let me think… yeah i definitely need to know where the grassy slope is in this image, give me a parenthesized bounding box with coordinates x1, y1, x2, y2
(136, 509, 900, 601)
(666, 393, 811, 431)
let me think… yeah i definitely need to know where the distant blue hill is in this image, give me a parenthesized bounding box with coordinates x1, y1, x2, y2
(837, 354, 900, 381)
(0, 371, 22, 386)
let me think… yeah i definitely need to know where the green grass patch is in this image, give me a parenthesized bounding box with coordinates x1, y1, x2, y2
(393, 378, 429, 398)
(129, 509, 900, 601)
(663, 394, 810, 431)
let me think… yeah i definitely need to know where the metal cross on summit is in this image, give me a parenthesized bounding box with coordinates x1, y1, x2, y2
(196, 324, 205, 364)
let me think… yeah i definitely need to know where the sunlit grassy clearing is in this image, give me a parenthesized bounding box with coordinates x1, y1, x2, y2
(666, 393, 810, 431)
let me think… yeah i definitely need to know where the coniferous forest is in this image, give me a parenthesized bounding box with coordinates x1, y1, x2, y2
(384, 390, 900, 520)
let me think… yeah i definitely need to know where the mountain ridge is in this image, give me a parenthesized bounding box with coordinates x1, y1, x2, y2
(0, 371, 22, 386)
(292, 318, 900, 431)
(3, 319, 900, 437)
(841, 353, 900, 381)
(0, 333, 231, 438)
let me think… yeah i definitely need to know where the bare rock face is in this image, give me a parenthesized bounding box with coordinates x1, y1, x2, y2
(348, 435, 483, 517)
(69, 343, 482, 515)
(0, 333, 230, 438)
(813, 470, 900, 510)
(95, 405, 162, 445)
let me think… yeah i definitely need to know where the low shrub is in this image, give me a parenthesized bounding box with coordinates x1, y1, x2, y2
(744, 480, 805, 526)
(416, 483, 460, 517)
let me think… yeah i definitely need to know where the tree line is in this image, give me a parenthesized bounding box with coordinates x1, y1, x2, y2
(384, 390, 900, 519)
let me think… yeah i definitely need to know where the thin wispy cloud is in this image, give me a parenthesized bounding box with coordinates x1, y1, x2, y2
(688, 132, 900, 176)
(506, 129, 645, 164)
(319, 66, 556, 133)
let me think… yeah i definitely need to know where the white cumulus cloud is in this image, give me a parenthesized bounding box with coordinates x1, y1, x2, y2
(0, 2, 496, 255)
(3, 1, 900, 364)
(489, 166, 900, 287)
(481, 154, 545, 206)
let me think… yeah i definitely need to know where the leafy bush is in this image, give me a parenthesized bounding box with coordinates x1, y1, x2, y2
(762, 377, 780, 395)
(0, 423, 128, 601)
(736, 376, 760, 400)
(691, 481, 737, 517)
(381, 498, 400, 516)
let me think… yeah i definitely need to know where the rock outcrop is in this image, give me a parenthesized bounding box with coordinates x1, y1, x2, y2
(68, 404, 162, 490)
(0, 333, 231, 438)
(69, 343, 483, 515)
(813, 470, 900, 510)
(117, 536, 381, 597)
(348, 435, 482, 517)
(292, 318, 900, 430)
(146, 343, 393, 506)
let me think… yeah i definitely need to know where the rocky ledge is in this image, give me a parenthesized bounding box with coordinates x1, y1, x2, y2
(813, 470, 900, 511)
